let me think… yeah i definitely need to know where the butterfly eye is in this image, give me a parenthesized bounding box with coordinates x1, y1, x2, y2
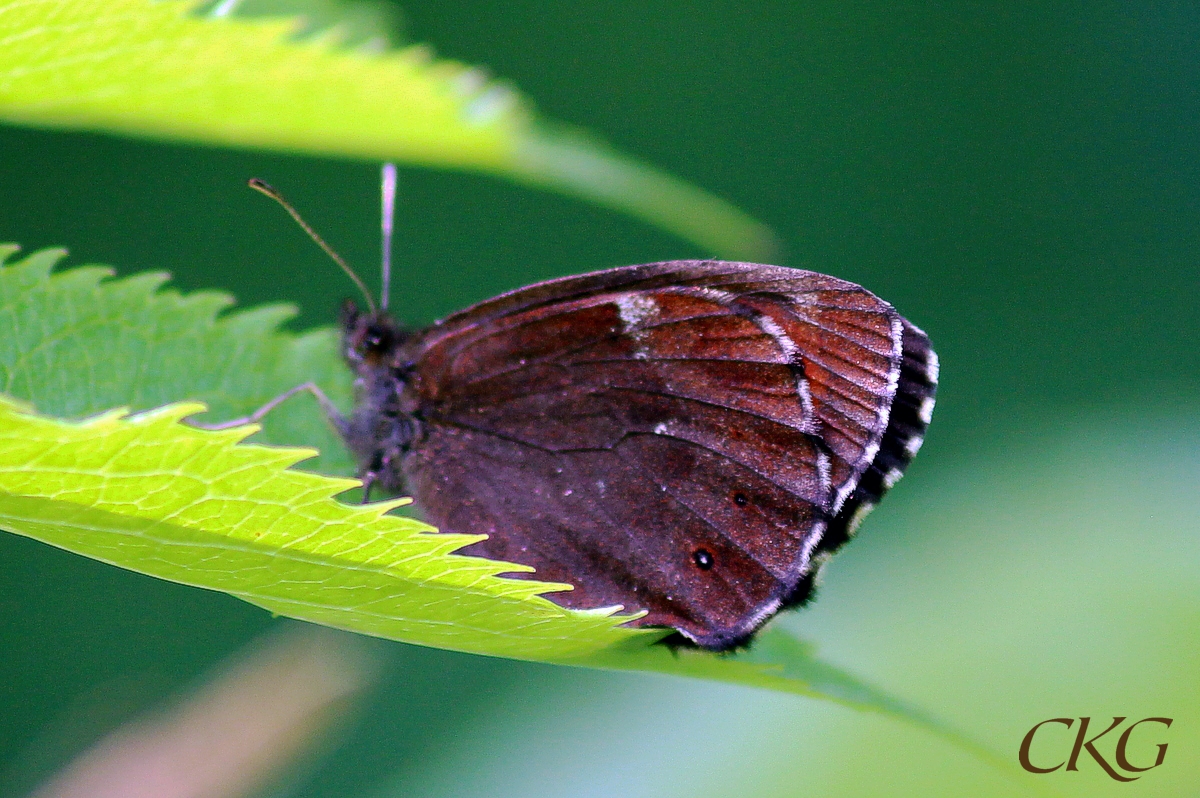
(692, 548, 715, 570)
(361, 324, 394, 356)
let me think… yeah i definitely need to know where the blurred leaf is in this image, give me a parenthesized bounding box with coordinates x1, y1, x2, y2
(575, 628, 1032, 791)
(0, 247, 990, 765)
(196, 0, 406, 51)
(0, 0, 775, 259)
(512, 128, 779, 263)
(29, 625, 378, 798)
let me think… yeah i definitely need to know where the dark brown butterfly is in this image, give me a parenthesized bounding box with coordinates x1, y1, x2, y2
(241, 169, 938, 651)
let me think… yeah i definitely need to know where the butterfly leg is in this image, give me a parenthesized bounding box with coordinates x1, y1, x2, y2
(359, 471, 377, 504)
(190, 382, 349, 436)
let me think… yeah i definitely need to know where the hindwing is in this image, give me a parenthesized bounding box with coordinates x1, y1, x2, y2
(398, 261, 936, 648)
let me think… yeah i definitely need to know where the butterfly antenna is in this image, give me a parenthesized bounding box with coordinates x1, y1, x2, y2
(248, 178, 377, 315)
(380, 162, 396, 312)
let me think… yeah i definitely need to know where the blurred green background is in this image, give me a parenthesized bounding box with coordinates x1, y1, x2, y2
(1, 3, 1196, 796)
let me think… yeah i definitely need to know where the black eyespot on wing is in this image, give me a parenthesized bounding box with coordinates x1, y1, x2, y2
(732, 491, 749, 507)
(693, 548, 714, 570)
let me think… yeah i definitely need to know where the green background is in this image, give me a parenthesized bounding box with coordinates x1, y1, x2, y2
(1, 3, 1196, 796)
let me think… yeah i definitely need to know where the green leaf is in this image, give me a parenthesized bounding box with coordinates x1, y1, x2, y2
(0, 0, 776, 259)
(0, 246, 1004, 773)
(0, 243, 354, 476)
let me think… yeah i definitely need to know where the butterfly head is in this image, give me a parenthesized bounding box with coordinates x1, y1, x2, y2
(340, 300, 407, 369)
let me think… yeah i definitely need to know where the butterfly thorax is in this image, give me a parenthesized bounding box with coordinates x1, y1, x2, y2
(339, 300, 419, 493)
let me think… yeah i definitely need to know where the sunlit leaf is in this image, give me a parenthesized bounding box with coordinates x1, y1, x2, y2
(0, 0, 775, 258)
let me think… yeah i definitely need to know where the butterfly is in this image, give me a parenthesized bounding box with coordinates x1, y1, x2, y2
(238, 168, 938, 651)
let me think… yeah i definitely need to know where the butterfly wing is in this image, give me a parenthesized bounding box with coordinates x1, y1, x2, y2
(400, 261, 936, 649)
